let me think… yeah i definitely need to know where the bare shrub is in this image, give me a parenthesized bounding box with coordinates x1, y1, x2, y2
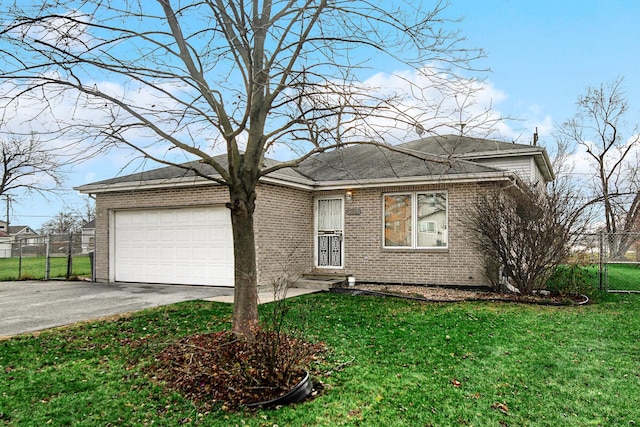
(465, 181, 587, 295)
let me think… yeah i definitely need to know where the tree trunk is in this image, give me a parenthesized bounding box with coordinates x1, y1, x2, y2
(228, 186, 259, 338)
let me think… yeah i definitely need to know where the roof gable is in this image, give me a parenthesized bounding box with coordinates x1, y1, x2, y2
(9, 225, 38, 236)
(398, 134, 554, 181)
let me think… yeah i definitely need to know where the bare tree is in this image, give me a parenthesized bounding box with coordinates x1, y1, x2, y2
(465, 179, 588, 295)
(75, 198, 96, 228)
(0, 136, 63, 200)
(559, 78, 640, 259)
(1, 0, 487, 335)
(39, 200, 95, 235)
(40, 210, 82, 235)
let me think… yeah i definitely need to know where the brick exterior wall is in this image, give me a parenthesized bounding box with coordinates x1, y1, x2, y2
(93, 182, 313, 287)
(94, 180, 490, 287)
(253, 184, 313, 287)
(323, 182, 489, 286)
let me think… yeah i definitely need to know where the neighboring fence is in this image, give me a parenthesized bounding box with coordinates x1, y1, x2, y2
(566, 232, 640, 293)
(599, 232, 640, 293)
(0, 233, 94, 281)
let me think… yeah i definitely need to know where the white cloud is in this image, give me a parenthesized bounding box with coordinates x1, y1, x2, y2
(345, 66, 512, 143)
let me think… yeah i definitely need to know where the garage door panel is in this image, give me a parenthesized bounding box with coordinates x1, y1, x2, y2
(114, 207, 234, 286)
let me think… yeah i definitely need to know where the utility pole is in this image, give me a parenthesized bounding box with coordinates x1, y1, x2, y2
(4, 195, 9, 233)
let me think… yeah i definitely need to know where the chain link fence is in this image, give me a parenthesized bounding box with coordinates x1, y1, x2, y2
(0, 233, 93, 281)
(599, 232, 640, 293)
(565, 232, 640, 293)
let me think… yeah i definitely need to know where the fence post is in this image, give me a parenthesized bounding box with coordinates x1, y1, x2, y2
(599, 231, 605, 291)
(45, 235, 51, 281)
(66, 233, 73, 279)
(18, 239, 22, 279)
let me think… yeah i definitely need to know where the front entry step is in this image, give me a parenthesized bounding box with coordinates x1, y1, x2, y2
(293, 275, 347, 290)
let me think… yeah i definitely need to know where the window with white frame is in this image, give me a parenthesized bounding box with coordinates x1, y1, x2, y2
(383, 192, 448, 248)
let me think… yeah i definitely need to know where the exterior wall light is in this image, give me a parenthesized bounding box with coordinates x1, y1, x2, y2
(345, 190, 353, 203)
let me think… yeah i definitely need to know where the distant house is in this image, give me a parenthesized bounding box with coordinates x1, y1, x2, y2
(0, 221, 41, 257)
(76, 134, 554, 288)
(0, 221, 40, 243)
(0, 230, 10, 258)
(8, 225, 40, 245)
(81, 219, 96, 253)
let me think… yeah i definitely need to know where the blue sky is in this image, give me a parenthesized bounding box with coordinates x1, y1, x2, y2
(447, 0, 640, 139)
(7, 0, 640, 230)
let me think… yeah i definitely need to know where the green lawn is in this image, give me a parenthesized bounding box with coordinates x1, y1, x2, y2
(1, 291, 640, 426)
(606, 263, 640, 291)
(0, 255, 91, 281)
(549, 263, 640, 293)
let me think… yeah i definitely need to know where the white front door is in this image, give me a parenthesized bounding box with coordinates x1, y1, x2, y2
(315, 197, 344, 268)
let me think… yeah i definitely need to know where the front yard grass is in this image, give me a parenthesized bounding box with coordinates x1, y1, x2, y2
(607, 263, 640, 292)
(2, 291, 640, 426)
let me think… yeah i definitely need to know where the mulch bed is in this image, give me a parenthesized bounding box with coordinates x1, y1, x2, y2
(149, 330, 325, 410)
(333, 284, 589, 306)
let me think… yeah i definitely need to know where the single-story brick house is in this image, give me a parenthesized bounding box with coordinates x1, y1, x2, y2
(76, 134, 554, 288)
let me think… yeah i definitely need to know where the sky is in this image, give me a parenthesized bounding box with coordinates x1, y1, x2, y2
(5, 0, 640, 230)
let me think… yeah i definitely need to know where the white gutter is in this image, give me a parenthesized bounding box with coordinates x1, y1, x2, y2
(456, 148, 542, 158)
(311, 171, 517, 191)
(75, 176, 218, 194)
(76, 169, 517, 195)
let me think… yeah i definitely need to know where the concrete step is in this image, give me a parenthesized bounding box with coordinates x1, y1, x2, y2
(293, 276, 346, 290)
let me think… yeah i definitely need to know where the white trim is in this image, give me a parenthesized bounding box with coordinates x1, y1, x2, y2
(307, 171, 517, 191)
(76, 171, 317, 194)
(109, 210, 116, 282)
(77, 170, 517, 195)
(78, 176, 221, 194)
(382, 191, 449, 250)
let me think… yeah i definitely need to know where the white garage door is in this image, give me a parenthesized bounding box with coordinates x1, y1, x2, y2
(113, 207, 234, 286)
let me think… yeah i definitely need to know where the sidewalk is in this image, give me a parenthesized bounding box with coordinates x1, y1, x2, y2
(206, 288, 322, 304)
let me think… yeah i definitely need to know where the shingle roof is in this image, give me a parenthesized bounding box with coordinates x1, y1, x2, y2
(295, 143, 500, 181)
(85, 156, 311, 187)
(78, 134, 548, 191)
(397, 134, 539, 157)
(85, 159, 218, 186)
(8, 225, 37, 235)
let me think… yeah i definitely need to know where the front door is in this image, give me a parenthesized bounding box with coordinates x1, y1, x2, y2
(315, 197, 344, 268)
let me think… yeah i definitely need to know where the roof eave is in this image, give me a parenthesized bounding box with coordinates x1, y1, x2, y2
(75, 175, 219, 194)
(75, 170, 317, 194)
(311, 171, 518, 190)
(76, 170, 517, 194)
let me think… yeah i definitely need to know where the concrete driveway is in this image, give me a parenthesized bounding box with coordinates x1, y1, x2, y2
(0, 281, 234, 338)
